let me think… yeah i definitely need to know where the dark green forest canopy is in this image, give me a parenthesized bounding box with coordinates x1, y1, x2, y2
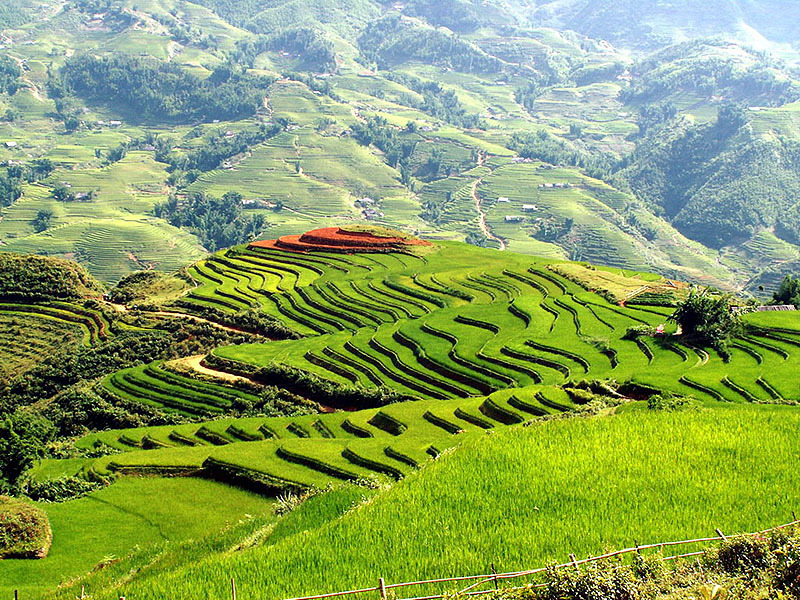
(54, 55, 274, 122)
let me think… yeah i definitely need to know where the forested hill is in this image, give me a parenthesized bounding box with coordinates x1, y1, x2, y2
(0, 0, 799, 293)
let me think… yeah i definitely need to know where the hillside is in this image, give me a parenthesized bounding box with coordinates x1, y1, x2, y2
(3, 3, 800, 598)
(2, 233, 800, 596)
(0, 0, 796, 292)
(532, 0, 800, 55)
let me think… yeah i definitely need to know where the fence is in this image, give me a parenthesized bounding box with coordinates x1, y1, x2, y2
(284, 518, 800, 600)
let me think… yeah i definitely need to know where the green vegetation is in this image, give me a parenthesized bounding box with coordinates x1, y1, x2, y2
(773, 275, 800, 308)
(155, 192, 266, 251)
(0, 0, 796, 290)
(41, 405, 800, 600)
(4, 2, 800, 597)
(0, 496, 51, 560)
(0, 411, 55, 490)
(482, 526, 800, 600)
(0, 254, 103, 301)
(5, 234, 793, 595)
(55, 55, 274, 123)
(1, 477, 276, 598)
(669, 289, 742, 355)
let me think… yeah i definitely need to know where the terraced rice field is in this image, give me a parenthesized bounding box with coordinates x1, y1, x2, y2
(0, 300, 114, 376)
(77, 236, 800, 498)
(164, 239, 799, 406)
(53, 385, 579, 494)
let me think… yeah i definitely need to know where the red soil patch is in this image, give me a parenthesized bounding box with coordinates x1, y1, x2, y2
(250, 227, 432, 254)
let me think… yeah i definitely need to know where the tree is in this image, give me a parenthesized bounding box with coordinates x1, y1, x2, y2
(772, 275, 800, 307)
(669, 289, 741, 356)
(52, 184, 75, 202)
(0, 411, 56, 489)
(31, 209, 53, 232)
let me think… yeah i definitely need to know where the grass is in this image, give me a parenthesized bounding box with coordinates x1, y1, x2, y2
(0, 477, 276, 598)
(55, 404, 800, 600)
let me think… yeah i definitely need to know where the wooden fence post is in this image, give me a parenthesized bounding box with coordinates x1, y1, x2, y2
(491, 563, 499, 591)
(715, 529, 727, 541)
(378, 578, 387, 600)
(14, 590, 18, 600)
(569, 554, 579, 572)
(232, 578, 237, 600)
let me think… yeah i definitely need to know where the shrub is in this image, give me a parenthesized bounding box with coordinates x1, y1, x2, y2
(646, 392, 697, 412)
(21, 475, 107, 503)
(715, 535, 772, 575)
(622, 325, 658, 340)
(0, 496, 52, 559)
(0, 412, 56, 489)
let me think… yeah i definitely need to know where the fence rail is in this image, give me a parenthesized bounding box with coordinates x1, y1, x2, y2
(285, 518, 800, 600)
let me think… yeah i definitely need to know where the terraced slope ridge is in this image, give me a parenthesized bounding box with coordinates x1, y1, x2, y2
(252, 226, 433, 254)
(8, 233, 800, 598)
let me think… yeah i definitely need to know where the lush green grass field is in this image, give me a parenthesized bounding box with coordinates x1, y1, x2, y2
(0, 477, 276, 598)
(45, 405, 800, 600)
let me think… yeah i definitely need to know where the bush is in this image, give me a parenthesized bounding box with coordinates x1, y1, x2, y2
(20, 476, 107, 503)
(0, 412, 56, 489)
(646, 392, 697, 412)
(0, 496, 52, 559)
(206, 355, 413, 410)
(715, 535, 772, 575)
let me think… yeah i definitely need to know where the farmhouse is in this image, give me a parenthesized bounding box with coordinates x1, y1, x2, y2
(497, 197, 510, 203)
(521, 204, 538, 212)
(505, 215, 524, 222)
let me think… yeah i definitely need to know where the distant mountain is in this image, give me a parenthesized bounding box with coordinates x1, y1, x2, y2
(531, 0, 800, 54)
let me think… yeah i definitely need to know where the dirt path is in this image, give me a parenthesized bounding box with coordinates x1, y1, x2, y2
(176, 354, 250, 383)
(472, 176, 507, 251)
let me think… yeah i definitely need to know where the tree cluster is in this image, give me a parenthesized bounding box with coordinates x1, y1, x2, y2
(155, 191, 266, 252)
(386, 72, 484, 129)
(0, 253, 103, 302)
(54, 54, 274, 123)
(359, 14, 502, 74)
(669, 289, 741, 356)
(772, 275, 800, 308)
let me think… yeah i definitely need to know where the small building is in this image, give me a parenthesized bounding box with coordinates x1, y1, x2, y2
(108, 120, 122, 127)
(505, 215, 524, 223)
(521, 204, 538, 212)
(4, 141, 17, 148)
(497, 197, 510, 203)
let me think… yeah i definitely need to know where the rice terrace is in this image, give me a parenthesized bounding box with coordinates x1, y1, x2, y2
(4, 1, 800, 599)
